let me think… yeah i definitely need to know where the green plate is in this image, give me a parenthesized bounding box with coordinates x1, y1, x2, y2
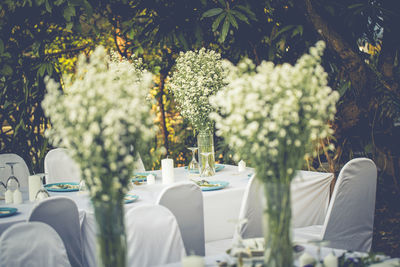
(45, 182, 79, 192)
(0, 207, 18, 218)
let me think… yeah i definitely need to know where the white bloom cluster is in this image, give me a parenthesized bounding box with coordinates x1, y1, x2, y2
(42, 46, 156, 201)
(210, 41, 339, 183)
(168, 48, 225, 131)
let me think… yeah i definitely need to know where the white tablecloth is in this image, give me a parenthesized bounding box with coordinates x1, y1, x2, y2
(0, 165, 334, 265)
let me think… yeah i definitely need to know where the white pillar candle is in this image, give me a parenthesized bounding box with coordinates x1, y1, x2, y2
(5, 189, 13, 204)
(13, 188, 23, 204)
(181, 255, 204, 267)
(161, 158, 174, 184)
(323, 253, 338, 267)
(147, 174, 156, 185)
(29, 175, 42, 202)
(238, 160, 246, 172)
(299, 252, 316, 267)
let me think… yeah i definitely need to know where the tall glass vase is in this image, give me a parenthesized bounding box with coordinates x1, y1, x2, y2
(93, 199, 127, 267)
(263, 182, 293, 267)
(197, 129, 215, 176)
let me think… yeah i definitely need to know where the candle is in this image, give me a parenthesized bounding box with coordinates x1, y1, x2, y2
(147, 174, 156, 185)
(323, 253, 338, 267)
(161, 158, 174, 184)
(299, 252, 316, 267)
(13, 188, 22, 204)
(5, 189, 13, 204)
(181, 255, 204, 267)
(29, 175, 42, 202)
(238, 160, 246, 172)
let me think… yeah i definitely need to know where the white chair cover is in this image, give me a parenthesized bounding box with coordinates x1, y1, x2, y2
(28, 196, 84, 267)
(205, 174, 263, 256)
(126, 204, 186, 266)
(294, 158, 377, 252)
(44, 148, 81, 184)
(157, 182, 205, 256)
(0, 221, 71, 267)
(0, 153, 30, 189)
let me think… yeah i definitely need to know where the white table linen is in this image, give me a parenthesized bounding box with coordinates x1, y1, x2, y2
(0, 165, 334, 265)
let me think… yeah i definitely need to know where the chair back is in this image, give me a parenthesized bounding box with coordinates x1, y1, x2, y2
(44, 148, 81, 184)
(126, 204, 186, 266)
(0, 153, 30, 189)
(0, 221, 71, 267)
(321, 158, 377, 252)
(238, 174, 265, 239)
(157, 182, 205, 256)
(28, 196, 84, 267)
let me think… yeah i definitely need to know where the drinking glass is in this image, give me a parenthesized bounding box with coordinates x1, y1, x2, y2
(79, 180, 87, 192)
(5, 162, 20, 192)
(35, 173, 50, 200)
(187, 147, 199, 172)
(200, 152, 215, 177)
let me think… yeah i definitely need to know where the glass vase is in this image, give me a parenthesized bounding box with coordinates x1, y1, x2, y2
(93, 199, 127, 267)
(263, 182, 293, 267)
(197, 129, 215, 176)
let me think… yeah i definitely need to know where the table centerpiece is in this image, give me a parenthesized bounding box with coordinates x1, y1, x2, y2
(42, 47, 156, 267)
(168, 48, 225, 176)
(210, 41, 339, 267)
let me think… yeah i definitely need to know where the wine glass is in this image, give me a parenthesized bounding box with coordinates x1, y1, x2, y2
(35, 173, 50, 201)
(187, 147, 199, 173)
(6, 162, 20, 192)
(200, 152, 215, 177)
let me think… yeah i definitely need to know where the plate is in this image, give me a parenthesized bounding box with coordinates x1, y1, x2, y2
(0, 207, 18, 218)
(44, 182, 80, 192)
(184, 164, 225, 174)
(132, 172, 156, 182)
(194, 180, 229, 191)
(124, 194, 139, 204)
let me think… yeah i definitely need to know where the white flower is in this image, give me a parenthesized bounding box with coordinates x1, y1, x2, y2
(42, 46, 156, 201)
(210, 41, 338, 183)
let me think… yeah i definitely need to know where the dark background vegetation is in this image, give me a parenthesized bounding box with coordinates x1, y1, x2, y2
(1, 0, 399, 257)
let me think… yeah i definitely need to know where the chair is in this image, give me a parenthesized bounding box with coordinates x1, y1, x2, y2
(126, 204, 186, 266)
(294, 158, 377, 252)
(28, 196, 84, 267)
(205, 174, 264, 255)
(156, 182, 205, 256)
(44, 148, 81, 184)
(0, 153, 30, 189)
(0, 221, 71, 267)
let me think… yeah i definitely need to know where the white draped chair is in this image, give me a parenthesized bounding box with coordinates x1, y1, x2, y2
(126, 204, 186, 266)
(156, 182, 205, 256)
(294, 158, 377, 252)
(28, 196, 84, 267)
(0, 153, 30, 189)
(0, 221, 71, 267)
(44, 148, 81, 184)
(205, 174, 263, 255)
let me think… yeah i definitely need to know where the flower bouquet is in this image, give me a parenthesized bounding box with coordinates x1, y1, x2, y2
(211, 41, 339, 266)
(168, 48, 225, 176)
(42, 47, 156, 267)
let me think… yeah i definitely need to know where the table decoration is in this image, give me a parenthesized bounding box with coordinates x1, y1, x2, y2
(238, 160, 246, 172)
(146, 174, 156, 185)
(12, 188, 22, 204)
(4, 189, 13, 204)
(42, 46, 156, 267)
(181, 255, 205, 267)
(162, 158, 175, 184)
(44, 182, 80, 192)
(0, 207, 18, 218)
(211, 41, 339, 267)
(29, 174, 42, 201)
(168, 48, 225, 176)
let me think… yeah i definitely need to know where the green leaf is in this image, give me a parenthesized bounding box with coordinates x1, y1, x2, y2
(44, 0, 51, 12)
(291, 25, 303, 37)
(218, 0, 226, 8)
(236, 5, 257, 21)
(35, 0, 44, 5)
(37, 64, 46, 77)
(54, 0, 64, 6)
(201, 8, 223, 19)
(231, 10, 249, 24)
(272, 25, 295, 41)
(63, 5, 75, 21)
(212, 13, 226, 32)
(177, 33, 189, 50)
(219, 17, 230, 43)
(66, 22, 73, 30)
(1, 65, 13, 76)
(0, 39, 4, 54)
(227, 12, 238, 29)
